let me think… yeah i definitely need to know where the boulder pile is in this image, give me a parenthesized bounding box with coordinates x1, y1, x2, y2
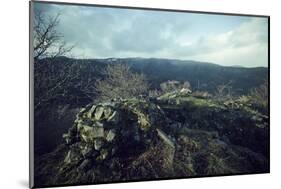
(34, 95, 269, 186)
(62, 98, 172, 167)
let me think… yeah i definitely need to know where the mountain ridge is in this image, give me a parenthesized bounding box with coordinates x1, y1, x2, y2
(44, 56, 268, 69)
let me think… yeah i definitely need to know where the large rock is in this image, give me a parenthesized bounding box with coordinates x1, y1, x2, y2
(62, 98, 167, 166)
(35, 96, 269, 186)
(156, 129, 175, 170)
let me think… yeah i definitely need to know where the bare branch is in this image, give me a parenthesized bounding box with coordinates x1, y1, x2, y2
(94, 64, 149, 101)
(33, 11, 74, 60)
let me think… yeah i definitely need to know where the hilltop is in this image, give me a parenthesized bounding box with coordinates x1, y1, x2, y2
(34, 89, 269, 186)
(34, 57, 268, 156)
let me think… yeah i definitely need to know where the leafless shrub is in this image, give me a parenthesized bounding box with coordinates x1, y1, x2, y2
(148, 89, 162, 98)
(34, 59, 98, 112)
(94, 64, 149, 101)
(250, 80, 268, 108)
(215, 81, 233, 100)
(183, 81, 191, 90)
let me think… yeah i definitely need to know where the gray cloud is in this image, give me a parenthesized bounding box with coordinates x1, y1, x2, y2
(33, 2, 268, 67)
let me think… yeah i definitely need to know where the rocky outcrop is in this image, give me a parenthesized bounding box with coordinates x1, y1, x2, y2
(61, 99, 168, 167)
(34, 93, 269, 187)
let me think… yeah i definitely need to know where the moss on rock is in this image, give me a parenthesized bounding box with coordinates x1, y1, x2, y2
(35, 93, 269, 186)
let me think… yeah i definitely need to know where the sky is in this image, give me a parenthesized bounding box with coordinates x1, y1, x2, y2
(33, 2, 269, 67)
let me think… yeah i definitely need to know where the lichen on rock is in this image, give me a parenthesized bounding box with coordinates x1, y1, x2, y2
(61, 98, 168, 169)
(35, 94, 269, 186)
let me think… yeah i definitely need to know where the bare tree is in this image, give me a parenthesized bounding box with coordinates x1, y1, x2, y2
(215, 81, 233, 99)
(33, 11, 79, 112)
(250, 79, 268, 108)
(94, 64, 149, 101)
(33, 11, 73, 60)
(183, 81, 191, 90)
(148, 89, 162, 98)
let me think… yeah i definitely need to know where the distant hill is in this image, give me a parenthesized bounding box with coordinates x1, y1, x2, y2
(37, 57, 268, 101)
(114, 58, 268, 93)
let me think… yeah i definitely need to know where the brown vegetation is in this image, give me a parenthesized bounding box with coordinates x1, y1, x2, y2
(94, 64, 149, 101)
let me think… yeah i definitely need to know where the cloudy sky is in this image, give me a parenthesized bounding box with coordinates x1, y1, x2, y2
(34, 2, 268, 67)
